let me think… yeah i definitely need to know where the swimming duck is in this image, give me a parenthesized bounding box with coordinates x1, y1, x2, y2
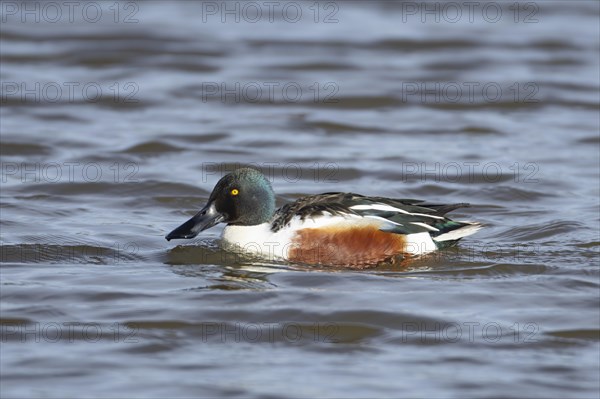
(166, 168, 481, 267)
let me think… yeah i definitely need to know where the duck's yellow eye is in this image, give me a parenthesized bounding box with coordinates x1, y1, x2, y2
(231, 189, 239, 196)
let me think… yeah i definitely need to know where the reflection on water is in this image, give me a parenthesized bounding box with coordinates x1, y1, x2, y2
(1, 1, 599, 398)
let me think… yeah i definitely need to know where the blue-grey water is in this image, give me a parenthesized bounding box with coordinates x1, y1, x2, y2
(1, 1, 599, 398)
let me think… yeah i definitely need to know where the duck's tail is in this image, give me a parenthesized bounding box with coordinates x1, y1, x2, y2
(432, 221, 483, 246)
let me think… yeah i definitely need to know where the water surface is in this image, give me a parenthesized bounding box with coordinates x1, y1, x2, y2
(1, 1, 599, 398)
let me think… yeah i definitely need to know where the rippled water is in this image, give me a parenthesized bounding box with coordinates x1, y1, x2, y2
(1, 1, 599, 398)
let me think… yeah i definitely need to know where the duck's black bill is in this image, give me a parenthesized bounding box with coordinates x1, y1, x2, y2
(165, 203, 224, 241)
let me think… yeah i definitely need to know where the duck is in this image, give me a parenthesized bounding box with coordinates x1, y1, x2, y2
(166, 167, 481, 267)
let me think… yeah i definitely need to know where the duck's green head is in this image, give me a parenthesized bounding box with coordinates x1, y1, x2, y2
(166, 168, 275, 241)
